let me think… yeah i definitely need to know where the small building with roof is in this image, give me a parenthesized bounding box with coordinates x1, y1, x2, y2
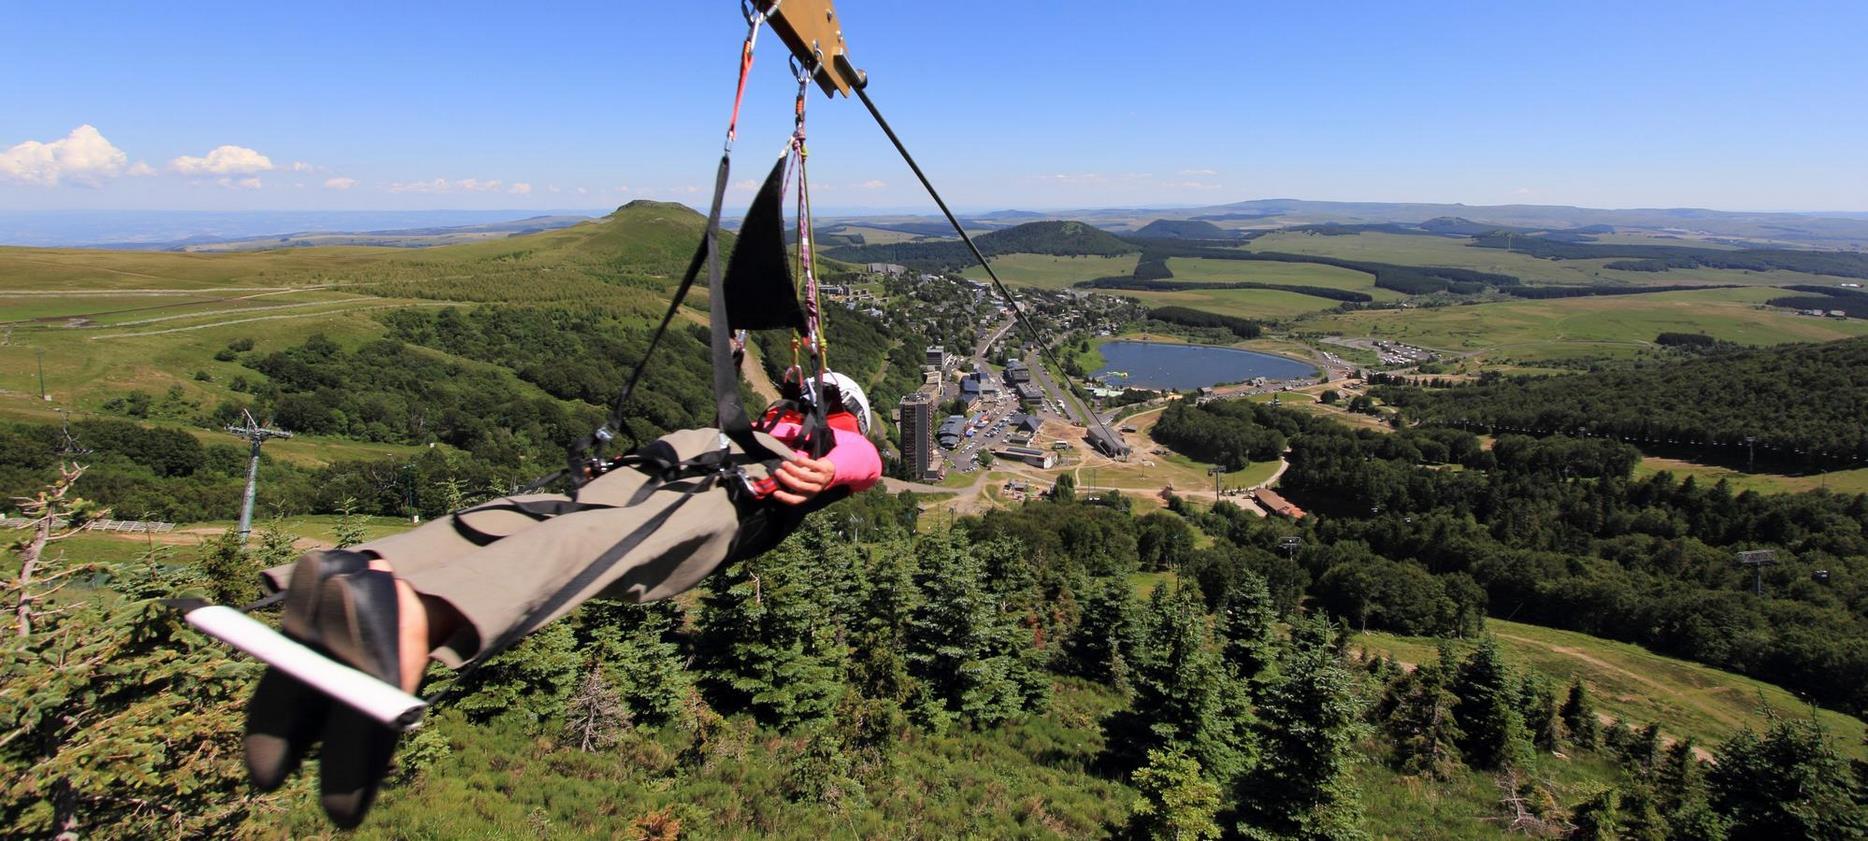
(936, 415, 968, 449)
(1251, 488, 1307, 519)
(1085, 427, 1130, 459)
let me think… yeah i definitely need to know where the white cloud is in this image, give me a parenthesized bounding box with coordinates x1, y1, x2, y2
(857, 179, 886, 190)
(289, 161, 315, 173)
(387, 177, 517, 194)
(217, 176, 263, 190)
(126, 161, 156, 177)
(547, 185, 562, 194)
(324, 176, 357, 190)
(0, 124, 129, 186)
(389, 177, 449, 193)
(170, 144, 275, 176)
(1179, 168, 1218, 176)
(576, 187, 589, 195)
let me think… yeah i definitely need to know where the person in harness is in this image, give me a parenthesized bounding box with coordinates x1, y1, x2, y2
(243, 367, 880, 825)
(236, 19, 885, 824)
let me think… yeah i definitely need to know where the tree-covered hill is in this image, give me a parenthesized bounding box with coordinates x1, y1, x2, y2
(823, 220, 1137, 269)
(1376, 336, 1868, 471)
(1132, 219, 1240, 240)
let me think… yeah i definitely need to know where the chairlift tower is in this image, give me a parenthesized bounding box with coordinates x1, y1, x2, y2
(227, 410, 292, 542)
(1279, 535, 1303, 560)
(1734, 549, 1779, 596)
(1744, 436, 1757, 473)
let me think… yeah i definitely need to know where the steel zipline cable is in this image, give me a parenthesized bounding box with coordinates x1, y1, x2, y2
(847, 81, 1127, 454)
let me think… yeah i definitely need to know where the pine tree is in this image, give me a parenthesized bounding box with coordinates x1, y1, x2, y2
(1216, 570, 1279, 686)
(576, 597, 691, 727)
(1102, 584, 1254, 788)
(696, 534, 845, 730)
(1517, 673, 1561, 753)
(1234, 612, 1367, 841)
(1382, 643, 1464, 780)
(2, 540, 258, 837)
(848, 537, 919, 704)
(197, 528, 260, 606)
(901, 529, 1043, 728)
(1560, 679, 1600, 749)
(1571, 787, 1625, 841)
(452, 620, 583, 725)
(333, 496, 368, 548)
(1451, 637, 1531, 770)
(1619, 722, 1663, 774)
(1655, 738, 1705, 814)
(1126, 747, 1223, 841)
(1619, 783, 1670, 841)
(1065, 575, 1141, 688)
(1708, 716, 1868, 841)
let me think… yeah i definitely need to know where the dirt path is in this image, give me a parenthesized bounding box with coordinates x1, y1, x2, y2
(89, 302, 452, 339)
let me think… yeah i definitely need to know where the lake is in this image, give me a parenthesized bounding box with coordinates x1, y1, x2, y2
(1091, 341, 1316, 390)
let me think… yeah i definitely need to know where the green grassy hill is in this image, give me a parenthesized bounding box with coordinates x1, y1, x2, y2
(825, 219, 1137, 269)
(0, 201, 718, 441)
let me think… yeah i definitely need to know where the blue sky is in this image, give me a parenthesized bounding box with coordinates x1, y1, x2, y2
(4, 1, 1865, 213)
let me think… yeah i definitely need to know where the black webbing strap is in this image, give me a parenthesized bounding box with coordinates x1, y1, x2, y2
(703, 152, 766, 459)
(456, 443, 754, 547)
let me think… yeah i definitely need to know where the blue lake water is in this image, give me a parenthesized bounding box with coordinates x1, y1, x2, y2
(1092, 341, 1316, 390)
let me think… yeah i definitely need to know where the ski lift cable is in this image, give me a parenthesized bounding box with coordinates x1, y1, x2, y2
(843, 73, 1125, 450)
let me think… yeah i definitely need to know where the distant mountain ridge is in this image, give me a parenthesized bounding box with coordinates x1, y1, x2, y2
(0, 209, 602, 249)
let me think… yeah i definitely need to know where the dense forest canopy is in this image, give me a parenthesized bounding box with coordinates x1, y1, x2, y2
(1280, 419, 1868, 712)
(1473, 232, 1868, 279)
(1376, 336, 1868, 471)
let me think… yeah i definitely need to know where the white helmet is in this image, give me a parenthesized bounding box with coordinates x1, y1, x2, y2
(810, 370, 872, 436)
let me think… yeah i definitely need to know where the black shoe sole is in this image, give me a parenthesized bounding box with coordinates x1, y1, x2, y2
(315, 569, 405, 828)
(244, 549, 373, 791)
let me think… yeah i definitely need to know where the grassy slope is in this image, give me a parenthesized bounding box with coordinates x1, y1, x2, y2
(1164, 256, 1406, 302)
(1124, 286, 1352, 320)
(1634, 456, 1868, 496)
(1356, 617, 1868, 760)
(0, 203, 712, 461)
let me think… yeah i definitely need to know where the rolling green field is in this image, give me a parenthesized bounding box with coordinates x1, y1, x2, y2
(819, 223, 929, 245)
(1163, 256, 1405, 301)
(1634, 456, 1868, 496)
(1356, 617, 1868, 760)
(1123, 286, 1353, 320)
(1296, 286, 1868, 362)
(960, 252, 1140, 289)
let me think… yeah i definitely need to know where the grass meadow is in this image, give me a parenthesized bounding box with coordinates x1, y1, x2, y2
(1295, 286, 1868, 362)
